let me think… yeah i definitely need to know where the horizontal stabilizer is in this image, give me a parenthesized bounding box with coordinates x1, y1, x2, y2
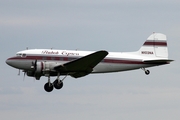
(143, 59, 174, 64)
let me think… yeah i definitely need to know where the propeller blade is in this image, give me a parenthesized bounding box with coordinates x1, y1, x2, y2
(18, 69, 20, 75)
(23, 72, 26, 81)
(31, 60, 37, 70)
(34, 59, 37, 71)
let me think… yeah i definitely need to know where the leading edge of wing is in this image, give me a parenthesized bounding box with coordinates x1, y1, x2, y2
(54, 50, 108, 74)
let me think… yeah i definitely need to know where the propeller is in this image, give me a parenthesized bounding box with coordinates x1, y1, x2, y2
(31, 60, 38, 80)
(18, 69, 20, 75)
(21, 59, 37, 82)
(23, 71, 26, 81)
(31, 60, 37, 71)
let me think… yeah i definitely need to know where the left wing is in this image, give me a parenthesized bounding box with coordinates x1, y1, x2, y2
(54, 50, 108, 78)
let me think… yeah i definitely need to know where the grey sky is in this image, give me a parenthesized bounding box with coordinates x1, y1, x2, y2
(0, 0, 180, 120)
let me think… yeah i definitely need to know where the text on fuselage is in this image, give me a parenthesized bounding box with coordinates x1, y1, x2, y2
(61, 51, 79, 56)
(141, 51, 154, 54)
(42, 51, 59, 54)
(41, 50, 79, 56)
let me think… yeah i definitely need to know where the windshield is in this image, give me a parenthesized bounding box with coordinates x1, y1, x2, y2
(16, 53, 26, 57)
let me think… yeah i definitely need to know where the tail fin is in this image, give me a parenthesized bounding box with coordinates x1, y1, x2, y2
(138, 33, 168, 58)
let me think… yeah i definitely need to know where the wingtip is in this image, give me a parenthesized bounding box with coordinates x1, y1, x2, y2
(99, 50, 109, 55)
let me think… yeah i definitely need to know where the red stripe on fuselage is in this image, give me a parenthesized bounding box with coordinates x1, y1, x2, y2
(7, 55, 144, 64)
(103, 59, 143, 64)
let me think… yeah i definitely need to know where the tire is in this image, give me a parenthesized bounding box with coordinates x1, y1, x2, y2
(53, 79, 63, 89)
(145, 70, 150, 75)
(44, 82, 54, 92)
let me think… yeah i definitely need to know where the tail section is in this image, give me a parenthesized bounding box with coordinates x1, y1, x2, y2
(138, 33, 168, 58)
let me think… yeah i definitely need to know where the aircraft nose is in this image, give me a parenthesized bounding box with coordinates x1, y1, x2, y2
(6, 57, 20, 69)
(6, 57, 31, 70)
(6, 58, 13, 66)
(6, 58, 18, 68)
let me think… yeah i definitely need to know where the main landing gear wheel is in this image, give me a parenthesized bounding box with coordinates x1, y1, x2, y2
(53, 79, 63, 89)
(44, 83, 54, 92)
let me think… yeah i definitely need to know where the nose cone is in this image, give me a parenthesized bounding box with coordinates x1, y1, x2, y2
(6, 58, 13, 66)
(6, 57, 19, 69)
(6, 57, 31, 70)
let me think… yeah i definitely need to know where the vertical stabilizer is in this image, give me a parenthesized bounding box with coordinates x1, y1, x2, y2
(138, 33, 168, 58)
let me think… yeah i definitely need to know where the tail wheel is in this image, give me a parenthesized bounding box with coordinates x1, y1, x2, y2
(53, 79, 63, 89)
(44, 83, 54, 92)
(145, 70, 150, 75)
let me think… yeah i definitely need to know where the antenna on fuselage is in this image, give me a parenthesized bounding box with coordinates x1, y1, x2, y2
(26, 47, 28, 50)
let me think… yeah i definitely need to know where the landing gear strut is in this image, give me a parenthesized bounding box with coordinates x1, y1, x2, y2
(53, 79, 63, 89)
(44, 76, 54, 92)
(141, 68, 150, 75)
(53, 72, 63, 89)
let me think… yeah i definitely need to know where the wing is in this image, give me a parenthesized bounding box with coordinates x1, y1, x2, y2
(54, 50, 108, 78)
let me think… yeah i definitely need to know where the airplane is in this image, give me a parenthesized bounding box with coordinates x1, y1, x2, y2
(6, 33, 173, 92)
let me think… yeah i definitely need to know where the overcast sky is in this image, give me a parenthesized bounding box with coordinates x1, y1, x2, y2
(0, 0, 180, 120)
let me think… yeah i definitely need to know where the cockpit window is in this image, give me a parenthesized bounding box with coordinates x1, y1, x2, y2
(22, 54, 26, 57)
(16, 53, 22, 56)
(16, 53, 26, 57)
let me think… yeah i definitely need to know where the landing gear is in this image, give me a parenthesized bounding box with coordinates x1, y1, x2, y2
(44, 82, 54, 92)
(53, 79, 63, 89)
(141, 68, 150, 75)
(44, 73, 68, 92)
(53, 73, 63, 89)
(44, 75, 54, 92)
(145, 70, 150, 75)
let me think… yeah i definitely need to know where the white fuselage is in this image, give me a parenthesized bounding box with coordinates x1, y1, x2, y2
(6, 49, 161, 74)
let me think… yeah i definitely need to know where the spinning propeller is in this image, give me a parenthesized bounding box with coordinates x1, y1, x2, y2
(31, 60, 37, 71)
(21, 59, 37, 81)
(23, 71, 26, 81)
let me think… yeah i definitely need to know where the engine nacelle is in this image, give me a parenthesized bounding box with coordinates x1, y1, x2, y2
(30, 61, 58, 74)
(27, 61, 59, 80)
(35, 62, 44, 73)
